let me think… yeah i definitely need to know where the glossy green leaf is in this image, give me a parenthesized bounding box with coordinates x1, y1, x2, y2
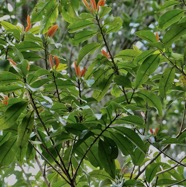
(116, 115, 144, 127)
(109, 131, 134, 156)
(135, 30, 157, 43)
(0, 137, 17, 167)
(134, 49, 156, 64)
(16, 112, 34, 163)
(15, 41, 43, 51)
(0, 101, 27, 130)
(137, 90, 162, 116)
(163, 22, 186, 46)
(105, 17, 122, 34)
(90, 170, 113, 180)
(114, 75, 132, 88)
(160, 0, 180, 10)
(73, 30, 97, 45)
(135, 54, 160, 88)
(41, 1, 58, 33)
(145, 163, 161, 182)
(159, 67, 175, 98)
(99, 6, 112, 18)
(1, 21, 21, 40)
(93, 74, 113, 101)
(0, 59, 10, 71)
(68, 20, 94, 33)
(113, 127, 146, 154)
(0, 84, 23, 92)
(0, 132, 11, 147)
(0, 72, 20, 83)
(115, 49, 140, 60)
(32, 0, 58, 33)
(77, 43, 101, 64)
(98, 139, 116, 178)
(159, 9, 184, 30)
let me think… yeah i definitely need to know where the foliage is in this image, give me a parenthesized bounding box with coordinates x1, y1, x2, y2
(0, 0, 186, 186)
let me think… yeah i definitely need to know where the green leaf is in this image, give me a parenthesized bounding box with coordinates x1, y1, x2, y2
(115, 49, 140, 60)
(145, 163, 161, 183)
(0, 84, 23, 92)
(99, 6, 112, 18)
(1, 21, 21, 40)
(0, 71, 21, 83)
(134, 49, 156, 64)
(15, 41, 43, 51)
(160, 0, 180, 10)
(73, 30, 97, 45)
(0, 137, 17, 167)
(159, 67, 175, 98)
(93, 74, 113, 101)
(22, 52, 41, 61)
(105, 17, 122, 34)
(137, 90, 162, 116)
(0, 132, 11, 147)
(116, 115, 144, 127)
(16, 112, 34, 163)
(41, 2, 58, 33)
(68, 20, 94, 33)
(0, 59, 10, 71)
(113, 127, 146, 154)
(163, 22, 186, 46)
(114, 75, 132, 88)
(0, 101, 27, 130)
(109, 131, 134, 156)
(98, 139, 116, 178)
(77, 43, 101, 64)
(90, 170, 113, 180)
(135, 54, 160, 88)
(135, 30, 157, 43)
(159, 9, 184, 30)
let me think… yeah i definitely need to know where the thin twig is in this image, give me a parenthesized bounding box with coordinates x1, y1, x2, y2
(52, 72, 61, 102)
(178, 100, 186, 135)
(43, 37, 49, 70)
(156, 156, 186, 176)
(72, 113, 121, 181)
(95, 14, 130, 103)
(25, 80, 72, 182)
(31, 143, 71, 185)
(17, 164, 33, 187)
(35, 155, 51, 187)
(77, 79, 82, 105)
(160, 50, 186, 76)
(167, 178, 186, 187)
(95, 15, 119, 75)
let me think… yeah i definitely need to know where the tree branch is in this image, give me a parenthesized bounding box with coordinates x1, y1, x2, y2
(35, 155, 51, 187)
(72, 113, 121, 181)
(52, 71, 61, 102)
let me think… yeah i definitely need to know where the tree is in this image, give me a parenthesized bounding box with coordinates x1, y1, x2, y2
(0, 0, 186, 186)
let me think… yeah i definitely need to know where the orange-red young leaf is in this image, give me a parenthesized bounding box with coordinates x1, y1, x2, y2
(82, 0, 92, 10)
(25, 15, 32, 32)
(2, 95, 8, 105)
(155, 32, 159, 41)
(80, 67, 87, 77)
(54, 56, 60, 69)
(97, 0, 105, 7)
(101, 49, 110, 59)
(74, 62, 81, 77)
(46, 25, 58, 37)
(49, 54, 54, 68)
(154, 128, 159, 135)
(8, 58, 17, 66)
(149, 128, 154, 135)
(90, 0, 97, 10)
